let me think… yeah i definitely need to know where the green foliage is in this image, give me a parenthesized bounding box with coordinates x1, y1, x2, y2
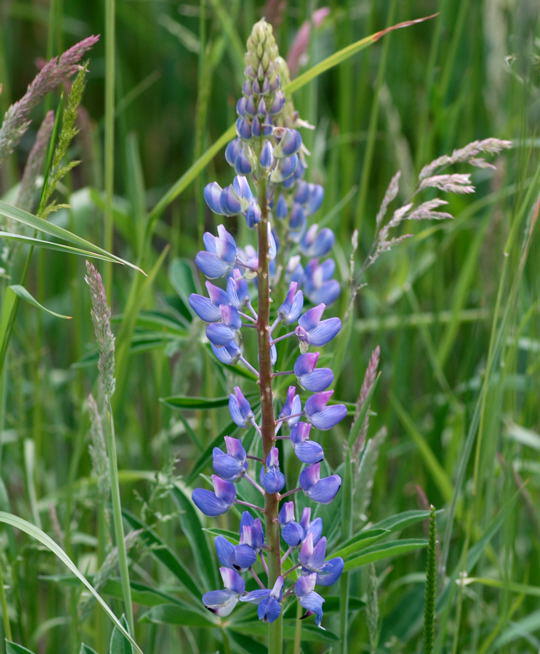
(0, 1, 537, 653)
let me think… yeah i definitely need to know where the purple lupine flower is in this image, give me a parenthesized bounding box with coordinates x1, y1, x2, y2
(279, 501, 305, 546)
(274, 127, 302, 157)
(294, 352, 334, 392)
(189, 294, 221, 322)
(275, 194, 288, 219)
(260, 447, 285, 493)
(305, 390, 347, 430)
(278, 282, 304, 323)
(195, 225, 237, 278)
(229, 387, 254, 428)
(210, 341, 241, 365)
(290, 422, 324, 463)
(192, 475, 236, 516)
(212, 436, 247, 481)
(295, 304, 341, 347)
(226, 270, 250, 308)
(295, 573, 325, 626)
(304, 259, 341, 305)
(287, 256, 305, 285)
(300, 507, 323, 544)
(299, 534, 344, 586)
(300, 225, 335, 258)
(215, 535, 256, 571)
(240, 576, 284, 623)
(299, 463, 341, 504)
(279, 386, 302, 426)
(240, 511, 265, 551)
(202, 566, 245, 616)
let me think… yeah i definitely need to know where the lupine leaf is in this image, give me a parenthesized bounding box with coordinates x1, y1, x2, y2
(140, 604, 217, 627)
(79, 645, 99, 654)
(170, 483, 218, 588)
(331, 528, 390, 559)
(108, 615, 133, 654)
(5, 643, 36, 654)
(345, 539, 428, 571)
(122, 510, 200, 600)
(160, 395, 232, 409)
(203, 527, 240, 544)
(230, 620, 340, 643)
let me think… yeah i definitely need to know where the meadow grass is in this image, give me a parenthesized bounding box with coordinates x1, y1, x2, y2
(0, 1, 538, 653)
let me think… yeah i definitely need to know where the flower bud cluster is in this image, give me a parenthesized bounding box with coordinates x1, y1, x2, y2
(190, 19, 346, 629)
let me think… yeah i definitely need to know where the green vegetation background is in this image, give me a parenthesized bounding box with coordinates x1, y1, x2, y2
(0, 0, 538, 652)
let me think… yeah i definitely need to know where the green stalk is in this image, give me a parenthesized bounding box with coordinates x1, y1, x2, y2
(104, 407, 134, 635)
(104, 0, 116, 295)
(256, 178, 283, 654)
(0, 560, 12, 641)
(339, 447, 353, 653)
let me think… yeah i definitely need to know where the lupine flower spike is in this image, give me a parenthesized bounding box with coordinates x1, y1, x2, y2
(191, 18, 344, 631)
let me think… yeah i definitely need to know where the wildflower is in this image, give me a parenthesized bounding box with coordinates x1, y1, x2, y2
(192, 475, 236, 516)
(295, 304, 341, 347)
(203, 567, 245, 617)
(299, 463, 341, 504)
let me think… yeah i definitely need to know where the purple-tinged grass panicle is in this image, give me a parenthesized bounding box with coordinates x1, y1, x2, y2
(0, 35, 99, 161)
(16, 110, 55, 212)
(84, 261, 115, 400)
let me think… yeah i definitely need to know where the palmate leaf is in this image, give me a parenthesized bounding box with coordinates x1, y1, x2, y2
(0, 512, 141, 654)
(140, 603, 218, 628)
(230, 620, 340, 643)
(0, 200, 143, 273)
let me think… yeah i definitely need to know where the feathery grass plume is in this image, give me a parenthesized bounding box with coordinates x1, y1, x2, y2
(352, 345, 381, 457)
(84, 261, 115, 400)
(423, 505, 437, 654)
(86, 393, 109, 502)
(40, 65, 88, 218)
(0, 35, 99, 161)
(16, 110, 55, 212)
(286, 8, 330, 77)
(354, 427, 387, 525)
(365, 137, 513, 269)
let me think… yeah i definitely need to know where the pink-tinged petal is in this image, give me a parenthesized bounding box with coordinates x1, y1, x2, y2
(294, 352, 319, 376)
(306, 475, 342, 504)
(298, 304, 326, 331)
(298, 368, 334, 392)
(295, 572, 317, 596)
(309, 404, 347, 430)
(299, 462, 321, 490)
(212, 475, 236, 503)
(305, 391, 333, 415)
(220, 566, 245, 594)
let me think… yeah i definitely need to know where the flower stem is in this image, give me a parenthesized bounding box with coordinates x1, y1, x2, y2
(256, 177, 283, 654)
(104, 405, 134, 634)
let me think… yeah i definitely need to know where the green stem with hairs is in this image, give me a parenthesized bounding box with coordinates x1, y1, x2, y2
(104, 406, 134, 635)
(256, 177, 283, 654)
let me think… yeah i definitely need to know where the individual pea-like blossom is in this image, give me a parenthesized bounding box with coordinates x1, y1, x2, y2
(190, 18, 347, 630)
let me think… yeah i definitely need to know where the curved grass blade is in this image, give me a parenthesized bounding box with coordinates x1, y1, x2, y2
(0, 512, 142, 654)
(5, 643, 36, 654)
(122, 510, 200, 600)
(8, 285, 71, 319)
(148, 13, 439, 221)
(0, 200, 144, 274)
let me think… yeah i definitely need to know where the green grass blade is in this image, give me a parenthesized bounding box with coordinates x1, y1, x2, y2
(0, 512, 142, 653)
(8, 284, 71, 319)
